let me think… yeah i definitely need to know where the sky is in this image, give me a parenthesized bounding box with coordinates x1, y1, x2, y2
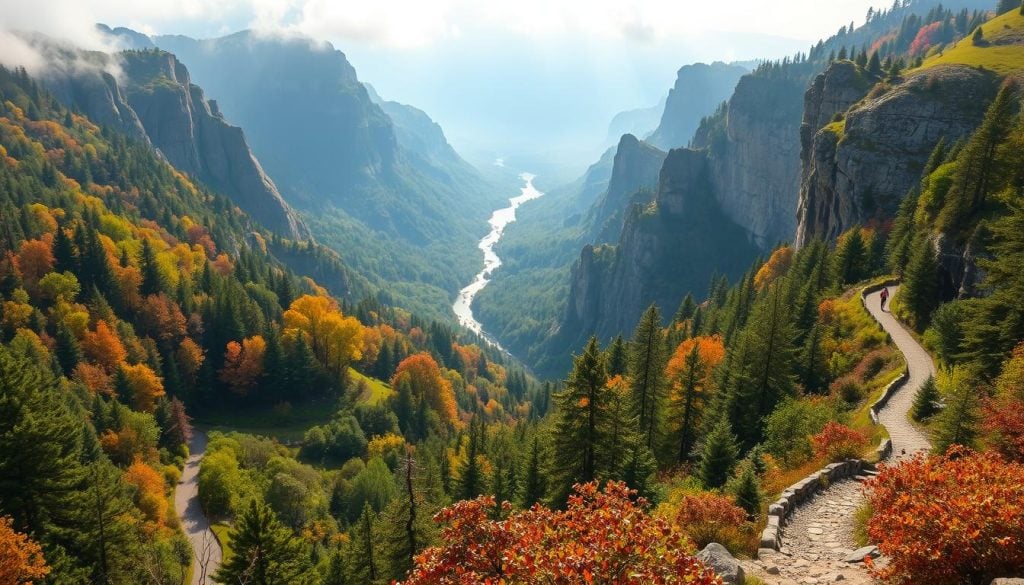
(0, 0, 892, 175)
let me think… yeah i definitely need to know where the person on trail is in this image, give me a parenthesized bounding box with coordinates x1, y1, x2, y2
(880, 287, 890, 311)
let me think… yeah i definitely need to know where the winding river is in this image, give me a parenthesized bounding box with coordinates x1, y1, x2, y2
(452, 173, 544, 349)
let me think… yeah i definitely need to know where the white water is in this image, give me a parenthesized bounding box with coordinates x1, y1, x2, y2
(452, 173, 544, 349)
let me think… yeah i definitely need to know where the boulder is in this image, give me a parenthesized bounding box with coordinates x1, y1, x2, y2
(697, 542, 745, 585)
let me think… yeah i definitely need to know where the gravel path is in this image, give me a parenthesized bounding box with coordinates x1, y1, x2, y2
(174, 430, 223, 585)
(745, 286, 934, 585)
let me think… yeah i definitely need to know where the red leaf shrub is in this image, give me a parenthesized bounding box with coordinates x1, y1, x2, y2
(671, 492, 750, 551)
(865, 447, 1024, 585)
(402, 481, 722, 585)
(811, 422, 868, 462)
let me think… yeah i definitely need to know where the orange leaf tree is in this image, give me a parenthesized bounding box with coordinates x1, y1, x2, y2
(82, 320, 127, 373)
(865, 447, 1024, 584)
(392, 353, 459, 427)
(218, 335, 266, 396)
(0, 516, 48, 584)
(402, 481, 722, 585)
(665, 335, 725, 463)
(118, 363, 165, 413)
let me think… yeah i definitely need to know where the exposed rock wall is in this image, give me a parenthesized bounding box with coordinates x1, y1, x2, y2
(584, 134, 665, 244)
(119, 51, 308, 239)
(796, 65, 1000, 246)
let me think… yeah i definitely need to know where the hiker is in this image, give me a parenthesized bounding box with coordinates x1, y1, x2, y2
(880, 287, 890, 311)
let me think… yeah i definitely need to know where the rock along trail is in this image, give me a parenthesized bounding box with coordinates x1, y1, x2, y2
(744, 286, 933, 585)
(174, 430, 223, 585)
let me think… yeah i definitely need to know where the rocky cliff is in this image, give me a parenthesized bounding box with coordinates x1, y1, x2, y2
(116, 50, 307, 239)
(699, 72, 808, 248)
(557, 148, 758, 354)
(795, 64, 1000, 246)
(648, 62, 749, 150)
(584, 134, 666, 244)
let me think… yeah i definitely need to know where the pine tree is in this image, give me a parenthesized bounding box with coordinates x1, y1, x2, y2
(605, 336, 627, 377)
(723, 282, 798, 447)
(972, 27, 984, 44)
(698, 418, 740, 489)
(867, 51, 883, 75)
(885, 189, 921, 275)
(215, 500, 313, 585)
(517, 436, 546, 508)
(932, 369, 980, 453)
(139, 238, 164, 297)
(670, 343, 707, 463)
(378, 450, 434, 583)
(832, 227, 867, 285)
(548, 337, 608, 505)
(628, 305, 666, 450)
(674, 293, 697, 325)
(901, 236, 939, 329)
(799, 324, 828, 394)
(55, 320, 82, 375)
(911, 375, 940, 421)
(71, 459, 141, 584)
(456, 423, 484, 501)
(346, 504, 379, 584)
(0, 345, 83, 535)
(729, 462, 763, 518)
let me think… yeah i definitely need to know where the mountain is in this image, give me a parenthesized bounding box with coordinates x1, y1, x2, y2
(27, 34, 307, 240)
(141, 31, 505, 321)
(647, 62, 749, 150)
(584, 134, 666, 244)
(606, 98, 666, 148)
(555, 148, 759, 357)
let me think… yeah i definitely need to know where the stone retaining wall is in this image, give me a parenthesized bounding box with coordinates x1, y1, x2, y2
(758, 280, 903, 552)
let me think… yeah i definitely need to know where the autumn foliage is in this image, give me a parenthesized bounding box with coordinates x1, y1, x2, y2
(754, 246, 793, 291)
(393, 353, 459, 427)
(0, 516, 49, 584)
(666, 492, 750, 551)
(865, 447, 1024, 585)
(811, 421, 869, 462)
(402, 481, 722, 585)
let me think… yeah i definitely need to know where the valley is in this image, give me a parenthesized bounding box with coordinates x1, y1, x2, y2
(452, 173, 544, 351)
(1, 1, 1023, 584)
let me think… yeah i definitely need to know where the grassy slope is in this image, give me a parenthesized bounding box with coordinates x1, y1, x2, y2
(920, 10, 1024, 75)
(197, 368, 393, 442)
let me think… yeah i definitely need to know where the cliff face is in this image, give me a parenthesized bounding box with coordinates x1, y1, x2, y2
(795, 64, 1000, 246)
(117, 51, 308, 239)
(700, 73, 807, 248)
(557, 148, 758, 355)
(584, 134, 666, 244)
(648, 62, 749, 150)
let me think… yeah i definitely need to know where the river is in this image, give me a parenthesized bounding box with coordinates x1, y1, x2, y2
(452, 173, 544, 349)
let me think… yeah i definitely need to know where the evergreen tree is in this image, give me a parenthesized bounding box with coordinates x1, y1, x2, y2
(698, 418, 740, 489)
(139, 238, 164, 297)
(799, 324, 828, 394)
(215, 500, 313, 585)
(729, 462, 763, 518)
(901, 236, 940, 329)
(517, 436, 546, 508)
(53, 224, 75, 273)
(0, 345, 83, 535)
(669, 343, 708, 463)
(72, 459, 141, 584)
(674, 293, 697, 325)
(346, 504, 379, 584)
(55, 320, 82, 375)
(723, 282, 798, 447)
(456, 423, 484, 501)
(885, 189, 922, 275)
(932, 369, 980, 453)
(911, 375, 940, 421)
(628, 305, 666, 450)
(378, 451, 434, 583)
(548, 337, 608, 505)
(605, 336, 627, 377)
(867, 51, 883, 75)
(832, 227, 867, 285)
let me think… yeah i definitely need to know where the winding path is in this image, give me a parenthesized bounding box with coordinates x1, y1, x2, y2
(174, 430, 223, 585)
(748, 286, 933, 585)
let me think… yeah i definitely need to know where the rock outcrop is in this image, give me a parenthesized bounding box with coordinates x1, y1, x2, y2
(118, 50, 308, 239)
(558, 148, 758, 349)
(698, 72, 807, 248)
(647, 62, 749, 150)
(795, 65, 1000, 246)
(584, 134, 666, 244)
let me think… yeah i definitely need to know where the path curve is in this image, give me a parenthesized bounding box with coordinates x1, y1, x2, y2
(748, 285, 934, 584)
(174, 430, 223, 585)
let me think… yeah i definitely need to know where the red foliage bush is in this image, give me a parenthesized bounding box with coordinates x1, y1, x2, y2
(811, 422, 868, 462)
(865, 447, 1024, 585)
(909, 22, 943, 55)
(402, 482, 722, 585)
(671, 492, 750, 551)
(983, 396, 1024, 462)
